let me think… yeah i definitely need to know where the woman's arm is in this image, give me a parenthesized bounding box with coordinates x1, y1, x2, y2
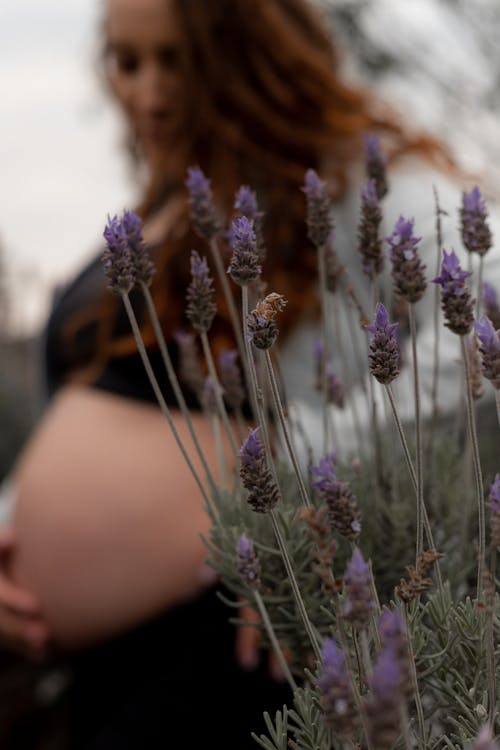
(11, 385, 225, 650)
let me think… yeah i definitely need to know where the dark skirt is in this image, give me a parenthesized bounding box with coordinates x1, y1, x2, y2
(63, 586, 292, 749)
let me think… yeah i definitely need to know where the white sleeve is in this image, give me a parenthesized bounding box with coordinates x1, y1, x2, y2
(280, 166, 500, 463)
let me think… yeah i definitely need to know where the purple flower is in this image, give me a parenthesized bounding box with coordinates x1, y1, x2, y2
(386, 216, 426, 303)
(227, 216, 262, 286)
(317, 638, 359, 738)
(357, 179, 383, 279)
(313, 339, 345, 407)
(234, 186, 258, 218)
(310, 455, 361, 541)
(365, 303, 400, 384)
(361, 178, 379, 208)
(460, 186, 492, 257)
(433, 248, 471, 292)
(236, 533, 261, 590)
(174, 330, 204, 399)
(343, 548, 375, 629)
(309, 451, 337, 492)
(119, 210, 155, 286)
(489, 473, 500, 547)
(239, 428, 280, 513)
(232, 186, 266, 263)
(325, 363, 346, 409)
(482, 281, 500, 330)
(433, 249, 474, 335)
(472, 725, 500, 750)
(185, 166, 221, 241)
(474, 315, 500, 388)
(474, 316, 500, 354)
(378, 608, 413, 697)
(302, 169, 334, 249)
(365, 647, 403, 749)
(490, 474, 500, 515)
(185, 250, 217, 333)
(201, 375, 219, 416)
(364, 133, 388, 200)
(218, 350, 245, 410)
(102, 211, 148, 294)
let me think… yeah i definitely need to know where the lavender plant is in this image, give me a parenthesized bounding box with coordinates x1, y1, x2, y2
(101, 151, 500, 750)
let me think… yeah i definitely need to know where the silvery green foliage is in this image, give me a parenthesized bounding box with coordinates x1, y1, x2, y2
(118, 159, 500, 748)
(199, 168, 499, 744)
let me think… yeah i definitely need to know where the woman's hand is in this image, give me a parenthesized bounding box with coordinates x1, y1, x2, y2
(0, 526, 51, 658)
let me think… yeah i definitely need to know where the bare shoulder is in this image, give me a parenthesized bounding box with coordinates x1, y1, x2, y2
(12, 386, 222, 649)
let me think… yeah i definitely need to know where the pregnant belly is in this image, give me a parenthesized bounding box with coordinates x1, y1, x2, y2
(11, 386, 215, 649)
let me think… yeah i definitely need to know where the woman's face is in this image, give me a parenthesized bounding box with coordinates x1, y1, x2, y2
(104, 0, 183, 167)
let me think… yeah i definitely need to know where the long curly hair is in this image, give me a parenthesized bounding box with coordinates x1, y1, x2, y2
(64, 0, 453, 379)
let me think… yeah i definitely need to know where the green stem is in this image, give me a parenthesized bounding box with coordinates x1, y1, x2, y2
(270, 510, 322, 663)
(429, 186, 444, 455)
(200, 331, 239, 460)
(460, 335, 485, 597)
(209, 237, 254, 418)
(140, 283, 217, 494)
(488, 550, 497, 728)
(254, 589, 298, 692)
(241, 286, 273, 465)
(385, 384, 439, 564)
(403, 604, 426, 746)
(318, 245, 331, 453)
(210, 414, 226, 486)
(121, 293, 212, 512)
(409, 304, 424, 558)
(264, 351, 311, 508)
(477, 255, 484, 318)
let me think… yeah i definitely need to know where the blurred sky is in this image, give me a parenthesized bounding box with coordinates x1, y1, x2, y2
(1, 1, 135, 332)
(1, 0, 499, 333)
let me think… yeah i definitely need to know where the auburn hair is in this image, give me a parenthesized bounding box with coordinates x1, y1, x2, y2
(64, 0, 454, 380)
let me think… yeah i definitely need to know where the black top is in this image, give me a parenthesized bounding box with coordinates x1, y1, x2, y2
(43, 252, 291, 748)
(44, 250, 199, 407)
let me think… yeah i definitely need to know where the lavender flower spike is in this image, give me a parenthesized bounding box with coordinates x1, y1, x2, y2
(432, 249, 474, 335)
(386, 216, 426, 303)
(121, 210, 155, 287)
(185, 166, 221, 241)
(185, 250, 217, 333)
(378, 608, 413, 697)
(489, 474, 500, 547)
(234, 186, 258, 218)
(218, 350, 245, 410)
(317, 637, 359, 738)
(460, 186, 492, 257)
(472, 725, 500, 750)
(474, 315, 500, 388)
(227, 216, 261, 286)
(343, 548, 375, 630)
(365, 647, 403, 750)
(239, 428, 280, 513)
(365, 303, 400, 384)
(237, 533, 261, 590)
(234, 185, 266, 263)
(201, 375, 219, 416)
(102, 213, 137, 294)
(483, 282, 500, 329)
(357, 178, 383, 278)
(310, 454, 361, 541)
(302, 169, 334, 249)
(364, 132, 388, 200)
(174, 330, 204, 399)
